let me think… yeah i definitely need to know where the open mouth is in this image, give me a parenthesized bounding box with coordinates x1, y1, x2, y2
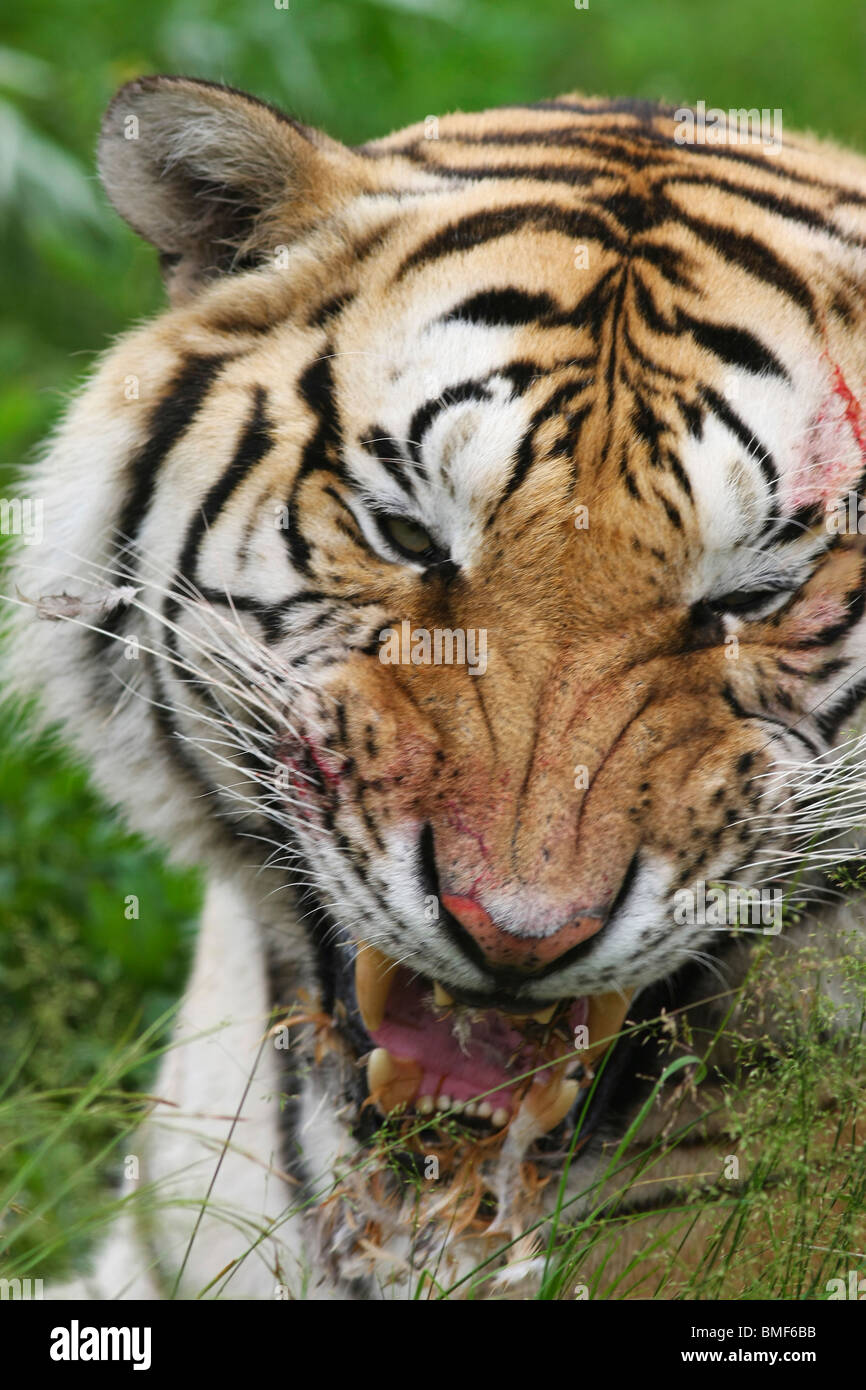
(354, 942, 633, 1138)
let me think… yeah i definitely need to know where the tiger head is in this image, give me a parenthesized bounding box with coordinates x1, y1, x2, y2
(10, 79, 866, 1167)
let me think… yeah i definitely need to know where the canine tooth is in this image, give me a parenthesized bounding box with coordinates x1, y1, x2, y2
(433, 982, 453, 1008)
(437, 1094, 451, 1110)
(366, 1048, 422, 1114)
(583, 990, 635, 1064)
(491, 1107, 509, 1129)
(526, 1077, 579, 1135)
(367, 1047, 396, 1094)
(418, 1095, 435, 1114)
(478, 1102, 493, 1119)
(355, 942, 395, 1032)
(531, 1004, 557, 1025)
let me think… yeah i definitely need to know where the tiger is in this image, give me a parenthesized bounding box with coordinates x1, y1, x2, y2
(5, 75, 866, 1301)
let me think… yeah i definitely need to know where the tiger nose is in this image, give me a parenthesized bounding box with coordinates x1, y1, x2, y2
(440, 893, 606, 970)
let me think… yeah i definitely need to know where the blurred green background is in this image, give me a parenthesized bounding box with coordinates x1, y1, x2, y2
(1, 0, 865, 1265)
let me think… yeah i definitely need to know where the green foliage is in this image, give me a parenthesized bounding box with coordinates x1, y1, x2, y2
(0, 725, 197, 1270)
(2, 0, 866, 1295)
(1, 0, 865, 459)
(0, 722, 198, 1083)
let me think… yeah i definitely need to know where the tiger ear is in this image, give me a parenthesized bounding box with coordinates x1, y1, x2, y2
(98, 75, 370, 302)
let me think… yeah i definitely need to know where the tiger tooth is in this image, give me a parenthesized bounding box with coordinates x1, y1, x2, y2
(491, 1107, 510, 1129)
(525, 1077, 579, 1134)
(510, 1004, 556, 1024)
(531, 1004, 557, 1025)
(541, 1078, 579, 1133)
(418, 1095, 435, 1115)
(433, 982, 453, 1008)
(366, 1047, 422, 1114)
(367, 1047, 397, 1094)
(355, 941, 395, 1032)
(582, 990, 635, 1064)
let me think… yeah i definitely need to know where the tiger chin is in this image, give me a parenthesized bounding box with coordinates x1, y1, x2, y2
(5, 76, 866, 1300)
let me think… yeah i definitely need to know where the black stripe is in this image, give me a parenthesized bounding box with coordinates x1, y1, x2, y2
(146, 650, 261, 842)
(401, 156, 604, 188)
(157, 387, 276, 763)
(95, 354, 230, 649)
(284, 354, 346, 575)
(115, 354, 231, 556)
(721, 684, 820, 756)
(498, 359, 545, 394)
(655, 488, 683, 529)
(191, 586, 313, 644)
(496, 97, 682, 119)
(621, 319, 686, 382)
(799, 655, 848, 683)
(321, 484, 367, 547)
(699, 386, 778, 496)
(172, 385, 275, 614)
(675, 395, 704, 440)
(399, 119, 866, 208)
(410, 125, 650, 154)
(191, 583, 379, 647)
(670, 172, 866, 251)
(677, 313, 789, 381)
(395, 203, 621, 281)
(407, 380, 493, 468)
(666, 451, 694, 502)
(441, 287, 559, 328)
(633, 274, 675, 336)
(490, 376, 593, 522)
(477, 116, 866, 207)
(358, 430, 417, 496)
(672, 211, 817, 323)
(815, 677, 866, 740)
(567, 265, 618, 340)
(557, 403, 591, 468)
(602, 188, 659, 235)
(625, 239, 695, 290)
(623, 468, 642, 501)
(630, 393, 666, 468)
(604, 267, 628, 405)
(208, 311, 275, 337)
(794, 580, 866, 650)
(308, 291, 355, 329)
(769, 502, 825, 545)
(142, 389, 279, 798)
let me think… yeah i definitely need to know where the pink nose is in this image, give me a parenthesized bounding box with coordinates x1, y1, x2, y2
(440, 893, 605, 970)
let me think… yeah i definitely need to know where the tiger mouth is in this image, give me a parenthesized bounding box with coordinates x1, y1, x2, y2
(354, 941, 633, 1137)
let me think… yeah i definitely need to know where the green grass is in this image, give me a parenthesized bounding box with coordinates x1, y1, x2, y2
(0, 722, 198, 1272)
(2, 928, 864, 1297)
(2, 0, 866, 1297)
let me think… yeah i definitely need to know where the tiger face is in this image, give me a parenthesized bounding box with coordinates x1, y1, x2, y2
(11, 80, 866, 1169)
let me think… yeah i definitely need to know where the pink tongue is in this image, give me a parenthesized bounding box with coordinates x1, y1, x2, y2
(369, 972, 586, 1110)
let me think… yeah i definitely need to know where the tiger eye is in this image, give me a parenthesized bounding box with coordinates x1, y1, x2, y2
(381, 515, 435, 555)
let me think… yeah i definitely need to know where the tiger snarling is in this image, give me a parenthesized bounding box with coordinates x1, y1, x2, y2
(6, 77, 866, 1299)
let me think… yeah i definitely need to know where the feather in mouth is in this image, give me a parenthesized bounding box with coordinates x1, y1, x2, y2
(354, 941, 633, 1138)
